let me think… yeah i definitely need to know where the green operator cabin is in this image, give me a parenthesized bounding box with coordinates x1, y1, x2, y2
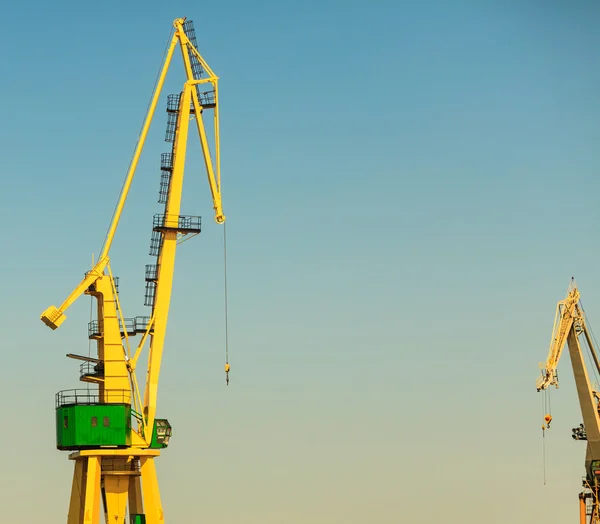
(56, 393, 171, 450)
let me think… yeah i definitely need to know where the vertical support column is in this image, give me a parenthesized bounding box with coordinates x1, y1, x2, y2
(91, 276, 131, 402)
(129, 476, 144, 516)
(68, 459, 86, 524)
(103, 474, 129, 523)
(143, 83, 192, 435)
(580, 493, 587, 524)
(140, 457, 164, 523)
(82, 456, 101, 523)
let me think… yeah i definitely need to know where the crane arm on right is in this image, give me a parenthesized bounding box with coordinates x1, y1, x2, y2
(178, 22, 225, 224)
(537, 280, 581, 391)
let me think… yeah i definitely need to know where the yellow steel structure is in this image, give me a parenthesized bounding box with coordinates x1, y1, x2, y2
(40, 17, 225, 523)
(537, 280, 600, 524)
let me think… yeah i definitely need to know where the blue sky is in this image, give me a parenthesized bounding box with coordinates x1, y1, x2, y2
(0, 1, 599, 522)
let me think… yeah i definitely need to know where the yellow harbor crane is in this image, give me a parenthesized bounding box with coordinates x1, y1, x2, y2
(537, 280, 600, 524)
(40, 17, 226, 524)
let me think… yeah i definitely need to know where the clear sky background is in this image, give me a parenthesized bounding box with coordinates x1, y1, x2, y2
(0, 1, 599, 522)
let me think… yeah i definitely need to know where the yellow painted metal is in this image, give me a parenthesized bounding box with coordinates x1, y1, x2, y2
(536, 280, 581, 391)
(537, 280, 600, 524)
(66, 451, 163, 523)
(191, 84, 224, 223)
(83, 457, 101, 524)
(103, 475, 128, 522)
(68, 459, 85, 524)
(87, 274, 131, 401)
(99, 31, 179, 260)
(40, 16, 225, 523)
(140, 457, 164, 523)
(186, 86, 224, 223)
(41, 257, 109, 330)
(143, 82, 192, 431)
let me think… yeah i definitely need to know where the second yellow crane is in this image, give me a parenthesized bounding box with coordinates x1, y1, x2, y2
(537, 279, 600, 524)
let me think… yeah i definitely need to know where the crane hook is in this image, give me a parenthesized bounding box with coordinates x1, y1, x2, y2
(544, 414, 552, 429)
(225, 362, 230, 386)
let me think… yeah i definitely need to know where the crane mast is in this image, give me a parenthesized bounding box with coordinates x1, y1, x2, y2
(537, 280, 600, 524)
(39, 17, 225, 524)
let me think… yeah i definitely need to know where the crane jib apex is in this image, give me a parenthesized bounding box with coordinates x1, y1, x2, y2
(39, 17, 227, 524)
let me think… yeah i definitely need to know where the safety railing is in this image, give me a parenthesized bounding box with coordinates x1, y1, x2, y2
(55, 389, 132, 408)
(88, 318, 136, 339)
(134, 316, 154, 334)
(152, 214, 201, 233)
(79, 361, 104, 380)
(198, 90, 216, 108)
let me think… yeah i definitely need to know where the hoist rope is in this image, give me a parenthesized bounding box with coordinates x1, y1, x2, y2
(542, 389, 547, 485)
(223, 222, 230, 384)
(542, 424, 547, 485)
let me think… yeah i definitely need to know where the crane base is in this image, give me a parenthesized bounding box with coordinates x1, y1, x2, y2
(66, 449, 163, 524)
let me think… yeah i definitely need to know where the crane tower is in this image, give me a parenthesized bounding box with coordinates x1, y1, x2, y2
(40, 17, 226, 524)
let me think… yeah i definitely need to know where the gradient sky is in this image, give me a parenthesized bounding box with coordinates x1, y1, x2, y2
(0, 1, 599, 522)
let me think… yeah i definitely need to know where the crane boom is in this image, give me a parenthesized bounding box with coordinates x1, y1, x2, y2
(40, 18, 224, 335)
(139, 17, 226, 433)
(537, 282, 581, 391)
